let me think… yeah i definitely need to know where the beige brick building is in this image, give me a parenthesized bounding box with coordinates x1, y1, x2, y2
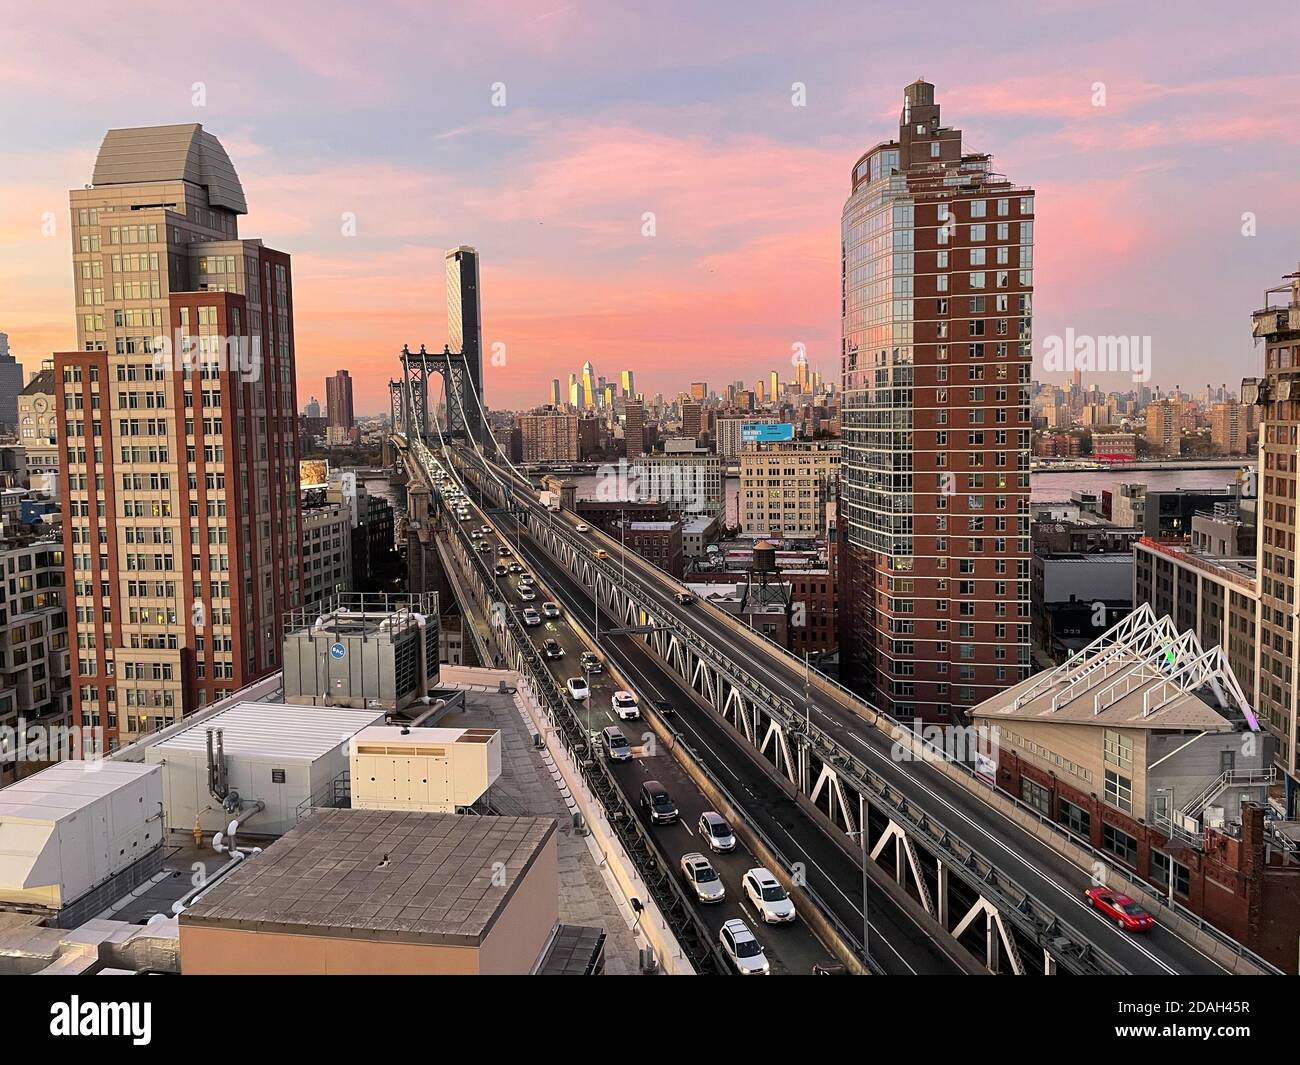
(56, 124, 302, 748)
(739, 441, 839, 538)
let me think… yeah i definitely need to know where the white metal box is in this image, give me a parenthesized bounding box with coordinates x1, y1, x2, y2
(350, 726, 502, 813)
(0, 761, 163, 910)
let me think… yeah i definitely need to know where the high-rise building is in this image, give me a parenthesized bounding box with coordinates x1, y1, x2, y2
(1209, 400, 1247, 455)
(620, 370, 635, 398)
(580, 361, 597, 410)
(1144, 398, 1183, 456)
(840, 81, 1034, 720)
(519, 411, 579, 463)
(739, 441, 840, 538)
(548, 378, 562, 407)
(325, 370, 356, 445)
(690, 382, 707, 401)
(56, 123, 303, 748)
(768, 371, 779, 404)
(1248, 272, 1300, 807)
(681, 401, 702, 439)
(624, 400, 646, 458)
(0, 334, 21, 433)
(567, 373, 580, 409)
(446, 246, 483, 441)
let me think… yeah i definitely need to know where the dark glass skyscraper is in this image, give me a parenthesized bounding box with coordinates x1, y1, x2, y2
(446, 245, 485, 441)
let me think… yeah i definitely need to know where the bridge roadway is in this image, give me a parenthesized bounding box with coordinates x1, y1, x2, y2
(491, 510, 965, 975)
(450, 445, 1237, 976)
(444, 494, 844, 973)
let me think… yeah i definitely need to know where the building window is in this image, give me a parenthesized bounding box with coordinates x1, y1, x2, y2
(1058, 797, 1090, 839)
(1021, 777, 1050, 816)
(1150, 851, 1190, 898)
(1103, 728, 1133, 771)
(1102, 822, 1138, 867)
(1104, 769, 1133, 813)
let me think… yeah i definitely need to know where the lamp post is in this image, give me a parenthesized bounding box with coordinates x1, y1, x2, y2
(853, 790, 871, 970)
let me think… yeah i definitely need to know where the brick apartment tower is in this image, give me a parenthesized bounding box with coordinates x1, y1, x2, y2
(57, 124, 302, 749)
(840, 81, 1034, 722)
(325, 369, 355, 432)
(1249, 271, 1300, 811)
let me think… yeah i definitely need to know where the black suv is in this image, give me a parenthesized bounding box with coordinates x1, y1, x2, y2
(639, 780, 678, 824)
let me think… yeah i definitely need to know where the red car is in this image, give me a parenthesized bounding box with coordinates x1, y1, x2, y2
(1085, 886, 1155, 932)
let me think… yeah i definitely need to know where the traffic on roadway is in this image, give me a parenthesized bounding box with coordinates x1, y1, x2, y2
(439, 462, 841, 975)
(449, 444, 1250, 976)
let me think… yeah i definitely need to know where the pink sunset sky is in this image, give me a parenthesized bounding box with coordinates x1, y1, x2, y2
(2, 1, 1298, 413)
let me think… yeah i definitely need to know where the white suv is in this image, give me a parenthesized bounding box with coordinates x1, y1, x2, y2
(719, 919, 769, 975)
(742, 868, 797, 924)
(611, 691, 640, 720)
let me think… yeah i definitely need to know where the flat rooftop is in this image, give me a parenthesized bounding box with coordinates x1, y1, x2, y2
(148, 701, 380, 762)
(180, 808, 555, 945)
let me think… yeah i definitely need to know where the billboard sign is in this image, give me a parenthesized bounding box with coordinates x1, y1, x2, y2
(741, 422, 794, 444)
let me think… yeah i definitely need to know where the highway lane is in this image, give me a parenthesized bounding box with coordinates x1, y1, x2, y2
(452, 450, 1238, 975)
(460, 505, 838, 974)
(494, 511, 964, 975)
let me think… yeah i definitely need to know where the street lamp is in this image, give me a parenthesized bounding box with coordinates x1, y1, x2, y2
(850, 790, 871, 971)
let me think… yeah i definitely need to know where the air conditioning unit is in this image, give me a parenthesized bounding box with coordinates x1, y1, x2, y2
(572, 812, 589, 836)
(639, 947, 659, 975)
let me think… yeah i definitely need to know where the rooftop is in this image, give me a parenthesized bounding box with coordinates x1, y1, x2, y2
(0, 761, 157, 824)
(147, 700, 381, 763)
(19, 370, 53, 397)
(179, 808, 555, 945)
(91, 123, 247, 214)
(971, 604, 1257, 733)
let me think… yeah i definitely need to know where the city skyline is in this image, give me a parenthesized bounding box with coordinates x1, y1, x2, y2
(4, 3, 1300, 414)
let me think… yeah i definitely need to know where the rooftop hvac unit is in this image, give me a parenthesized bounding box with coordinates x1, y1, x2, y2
(283, 606, 439, 712)
(0, 761, 163, 914)
(350, 726, 503, 813)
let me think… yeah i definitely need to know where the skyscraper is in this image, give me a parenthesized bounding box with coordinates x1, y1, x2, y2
(0, 333, 23, 431)
(840, 81, 1034, 721)
(549, 378, 562, 407)
(1249, 272, 1300, 807)
(769, 371, 779, 404)
(56, 123, 303, 747)
(580, 361, 597, 409)
(690, 382, 707, 401)
(326, 369, 356, 444)
(620, 369, 635, 398)
(624, 400, 646, 457)
(445, 246, 485, 442)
